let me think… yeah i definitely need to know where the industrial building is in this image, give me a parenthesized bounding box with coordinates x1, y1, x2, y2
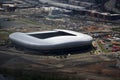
(39, 0, 120, 20)
(0, 1, 16, 12)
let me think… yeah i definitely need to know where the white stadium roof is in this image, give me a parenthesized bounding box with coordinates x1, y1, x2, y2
(9, 29, 93, 50)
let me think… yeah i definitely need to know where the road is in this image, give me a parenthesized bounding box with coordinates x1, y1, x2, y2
(39, 0, 86, 11)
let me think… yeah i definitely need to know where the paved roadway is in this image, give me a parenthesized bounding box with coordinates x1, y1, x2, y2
(39, 0, 86, 11)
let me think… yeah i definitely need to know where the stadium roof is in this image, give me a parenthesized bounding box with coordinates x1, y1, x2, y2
(9, 29, 93, 50)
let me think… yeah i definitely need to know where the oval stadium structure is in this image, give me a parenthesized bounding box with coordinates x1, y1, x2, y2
(9, 29, 93, 50)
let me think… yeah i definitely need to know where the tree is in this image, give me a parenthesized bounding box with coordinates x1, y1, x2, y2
(94, 0, 108, 4)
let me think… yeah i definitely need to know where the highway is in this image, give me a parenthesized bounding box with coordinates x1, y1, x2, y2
(39, 0, 86, 11)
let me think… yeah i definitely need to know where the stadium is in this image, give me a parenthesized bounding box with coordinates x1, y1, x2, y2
(9, 29, 93, 51)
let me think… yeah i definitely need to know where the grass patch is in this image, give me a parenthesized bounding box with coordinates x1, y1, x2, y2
(111, 28, 120, 32)
(0, 67, 83, 80)
(18, 18, 39, 25)
(97, 41, 110, 53)
(0, 30, 12, 46)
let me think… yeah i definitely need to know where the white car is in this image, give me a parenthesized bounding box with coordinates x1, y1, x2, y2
(9, 29, 93, 50)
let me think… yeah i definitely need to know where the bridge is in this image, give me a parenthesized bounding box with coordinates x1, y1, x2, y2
(39, 0, 87, 11)
(39, 0, 120, 20)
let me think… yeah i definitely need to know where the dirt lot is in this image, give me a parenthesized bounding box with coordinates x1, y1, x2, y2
(0, 44, 120, 80)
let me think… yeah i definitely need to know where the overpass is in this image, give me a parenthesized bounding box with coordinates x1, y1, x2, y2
(39, 0, 120, 20)
(39, 0, 87, 11)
